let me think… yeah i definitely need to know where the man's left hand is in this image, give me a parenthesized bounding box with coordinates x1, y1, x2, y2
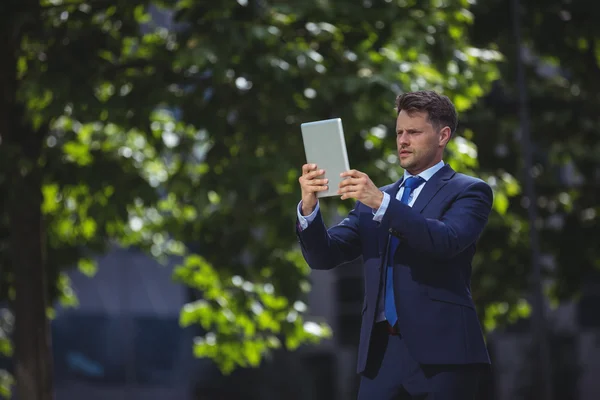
(338, 170, 384, 209)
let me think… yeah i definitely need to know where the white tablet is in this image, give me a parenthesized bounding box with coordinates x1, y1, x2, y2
(300, 118, 350, 198)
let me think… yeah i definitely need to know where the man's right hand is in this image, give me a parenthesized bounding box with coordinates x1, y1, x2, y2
(299, 164, 328, 215)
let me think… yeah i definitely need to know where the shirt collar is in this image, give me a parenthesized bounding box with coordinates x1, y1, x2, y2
(402, 160, 445, 185)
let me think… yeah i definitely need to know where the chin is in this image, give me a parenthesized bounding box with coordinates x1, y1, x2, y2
(399, 161, 413, 170)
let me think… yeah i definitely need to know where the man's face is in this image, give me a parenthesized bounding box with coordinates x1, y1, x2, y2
(395, 110, 449, 175)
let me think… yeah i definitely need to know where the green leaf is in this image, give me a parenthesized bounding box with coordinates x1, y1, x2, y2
(493, 192, 509, 215)
(0, 369, 14, 399)
(77, 258, 97, 277)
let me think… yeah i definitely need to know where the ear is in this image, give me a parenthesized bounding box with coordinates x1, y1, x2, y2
(438, 126, 451, 147)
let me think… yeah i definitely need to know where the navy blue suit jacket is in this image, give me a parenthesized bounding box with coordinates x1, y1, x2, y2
(296, 164, 492, 374)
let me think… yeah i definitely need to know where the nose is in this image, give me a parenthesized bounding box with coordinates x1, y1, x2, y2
(397, 131, 409, 147)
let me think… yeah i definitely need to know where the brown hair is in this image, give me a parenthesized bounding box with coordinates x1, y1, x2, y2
(395, 90, 458, 136)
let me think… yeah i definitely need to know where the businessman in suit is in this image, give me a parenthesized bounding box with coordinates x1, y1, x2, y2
(296, 90, 492, 399)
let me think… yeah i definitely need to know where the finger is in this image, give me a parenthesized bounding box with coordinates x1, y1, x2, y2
(338, 178, 361, 188)
(302, 164, 318, 174)
(340, 169, 363, 178)
(308, 178, 328, 186)
(337, 185, 358, 194)
(340, 190, 359, 200)
(299, 169, 323, 184)
(306, 185, 329, 193)
(306, 169, 325, 179)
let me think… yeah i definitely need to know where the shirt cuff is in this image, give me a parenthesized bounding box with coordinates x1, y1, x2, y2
(372, 192, 390, 223)
(297, 200, 320, 230)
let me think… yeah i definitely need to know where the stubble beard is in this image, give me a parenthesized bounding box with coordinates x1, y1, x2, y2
(399, 153, 416, 171)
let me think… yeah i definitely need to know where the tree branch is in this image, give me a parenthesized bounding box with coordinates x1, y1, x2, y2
(586, 36, 600, 76)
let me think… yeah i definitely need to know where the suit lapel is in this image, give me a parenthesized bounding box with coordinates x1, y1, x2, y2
(411, 164, 455, 213)
(376, 165, 456, 256)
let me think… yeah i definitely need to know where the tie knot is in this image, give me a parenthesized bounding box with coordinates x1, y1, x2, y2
(403, 176, 424, 190)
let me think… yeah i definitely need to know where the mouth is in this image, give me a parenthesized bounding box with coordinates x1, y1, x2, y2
(399, 150, 412, 157)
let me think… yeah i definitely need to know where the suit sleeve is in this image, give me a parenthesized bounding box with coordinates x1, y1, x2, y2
(378, 181, 493, 259)
(296, 203, 362, 270)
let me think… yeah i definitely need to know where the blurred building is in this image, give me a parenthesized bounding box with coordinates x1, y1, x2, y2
(51, 247, 213, 400)
(489, 274, 600, 400)
(49, 244, 349, 400)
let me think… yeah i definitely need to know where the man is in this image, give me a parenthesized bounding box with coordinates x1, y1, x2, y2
(295, 90, 492, 399)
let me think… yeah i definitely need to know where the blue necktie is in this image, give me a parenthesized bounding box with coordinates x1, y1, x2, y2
(384, 176, 425, 327)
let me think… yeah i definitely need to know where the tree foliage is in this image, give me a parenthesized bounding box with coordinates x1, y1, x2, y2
(5, 0, 599, 398)
(463, 0, 600, 330)
(165, 0, 504, 372)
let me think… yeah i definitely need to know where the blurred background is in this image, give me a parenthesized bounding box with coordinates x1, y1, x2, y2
(0, 0, 599, 399)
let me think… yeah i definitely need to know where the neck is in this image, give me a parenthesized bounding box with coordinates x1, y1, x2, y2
(406, 158, 442, 176)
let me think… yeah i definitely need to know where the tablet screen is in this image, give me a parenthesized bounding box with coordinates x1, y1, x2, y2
(300, 118, 350, 198)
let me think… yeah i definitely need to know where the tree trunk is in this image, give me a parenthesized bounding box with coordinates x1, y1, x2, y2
(1, 2, 55, 399)
(10, 160, 54, 400)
